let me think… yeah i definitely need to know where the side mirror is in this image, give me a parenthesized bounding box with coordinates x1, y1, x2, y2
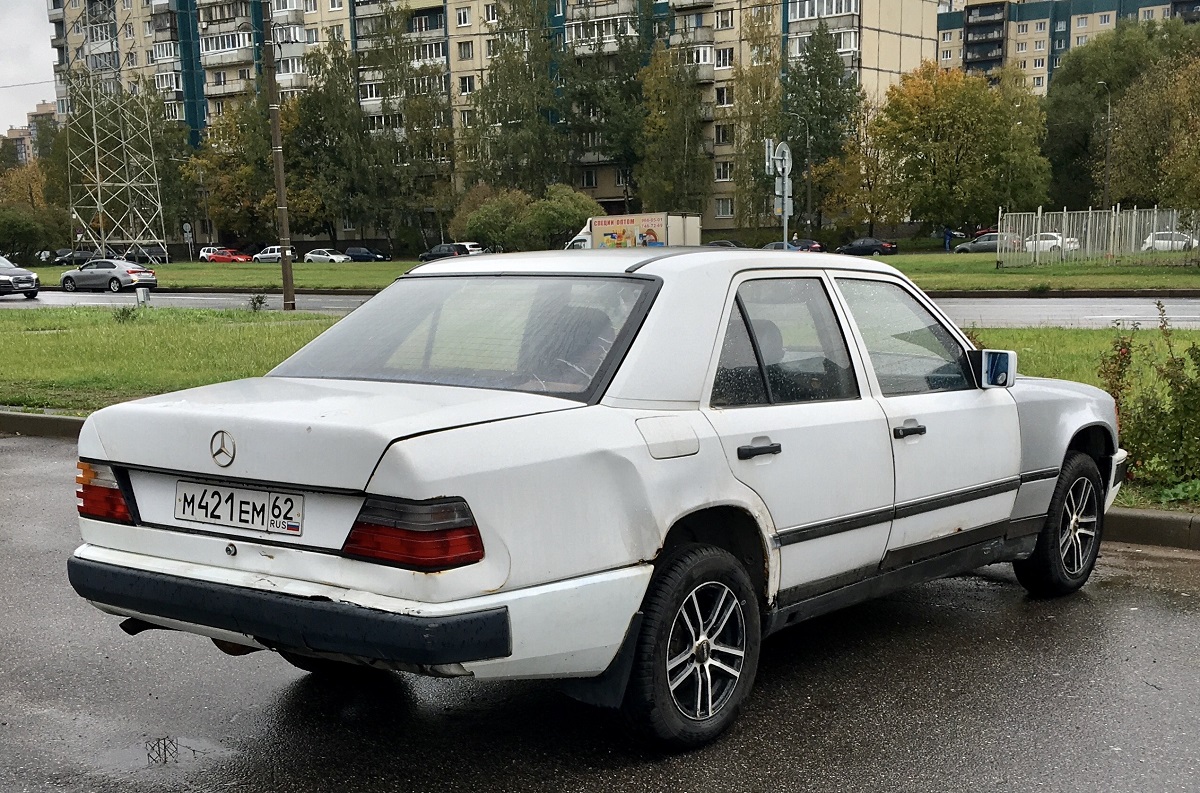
(968, 349, 1017, 389)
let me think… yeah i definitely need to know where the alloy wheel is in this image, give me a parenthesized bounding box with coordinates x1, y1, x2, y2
(1058, 477, 1098, 577)
(666, 582, 746, 721)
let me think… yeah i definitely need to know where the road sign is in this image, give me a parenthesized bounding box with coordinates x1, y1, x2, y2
(182, 222, 192, 233)
(773, 142, 793, 177)
(764, 138, 775, 174)
(774, 197, 795, 217)
(183, 231, 193, 243)
(775, 177, 792, 198)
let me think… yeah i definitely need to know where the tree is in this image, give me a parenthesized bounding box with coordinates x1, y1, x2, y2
(464, 188, 532, 250)
(779, 20, 862, 227)
(635, 42, 710, 213)
(1043, 18, 1200, 208)
(0, 203, 69, 264)
(464, 184, 602, 250)
(466, 0, 569, 195)
(187, 94, 275, 242)
(873, 62, 1048, 229)
(819, 101, 906, 237)
(731, 2, 781, 228)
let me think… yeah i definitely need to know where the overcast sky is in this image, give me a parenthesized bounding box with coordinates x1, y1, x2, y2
(0, 1, 57, 134)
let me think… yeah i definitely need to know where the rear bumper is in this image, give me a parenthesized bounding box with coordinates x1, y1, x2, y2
(67, 556, 511, 665)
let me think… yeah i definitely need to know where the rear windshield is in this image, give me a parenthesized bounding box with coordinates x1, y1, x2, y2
(270, 275, 654, 400)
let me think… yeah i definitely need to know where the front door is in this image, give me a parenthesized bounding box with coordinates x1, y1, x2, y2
(834, 276, 1021, 568)
(702, 275, 895, 598)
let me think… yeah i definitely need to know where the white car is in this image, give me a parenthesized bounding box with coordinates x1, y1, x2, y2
(67, 250, 1126, 747)
(303, 248, 352, 263)
(1141, 231, 1197, 252)
(460, 242, 486, 255)
(1024, 232, 1080, 253)
(198, 246, 223, 262)
(252, 246, 296, 263)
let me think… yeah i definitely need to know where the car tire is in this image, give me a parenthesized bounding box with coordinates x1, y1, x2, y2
(1013, 452, 1105, 598)
(871, 250, 882, 256)
(108, 278, 121, 293)
(62, 277, 76, 292)
(621, 544, 761, 749)
(278, 650, 390, 679)
(23, 291, 37, 299)
(1050, 245, 1062, 253)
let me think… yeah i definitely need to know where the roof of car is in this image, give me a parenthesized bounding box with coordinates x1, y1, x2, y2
(409, 247, 904, 280)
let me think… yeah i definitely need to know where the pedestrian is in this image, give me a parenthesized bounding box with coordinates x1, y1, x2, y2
(943, 226, 954, 252)
(791, 232, 799, 246)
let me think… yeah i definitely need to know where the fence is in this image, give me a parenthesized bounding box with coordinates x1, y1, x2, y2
(996, 206, 1196, 267)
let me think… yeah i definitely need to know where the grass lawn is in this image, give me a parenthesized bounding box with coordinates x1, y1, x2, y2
(0, 308, 336, 412)
(23, 250, 1200, 292)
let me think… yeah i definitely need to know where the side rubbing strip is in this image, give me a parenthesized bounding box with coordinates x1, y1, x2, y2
(892, 477, 1020, 520)
(776, 507, 894, 547)
(1020, 468, 1060, 484)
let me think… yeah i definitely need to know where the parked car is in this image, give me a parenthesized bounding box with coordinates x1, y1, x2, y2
(1024, 233, 1080, 253)
(0, 255, 39, 299)
(460, 242, 486, 256)
(418, 243, 469, 262)
(1141, 231, 1197, 252)
(762, 240, 824, 252)
(198, 247, 224, 262)
(123, 244, 170, 265)
(954, 233, 1023, 254)
(66, 249, 1126, 748)
(704, 240, 748, 248)
(303, 248, 352, 263)
(252, 246, 297, 263)
(836, 238, 898, 256)
(53, 249, 93, 268)
(206, 248, 253, 263)
(344, 246, 389, 262)
(60, 259, 157, 292)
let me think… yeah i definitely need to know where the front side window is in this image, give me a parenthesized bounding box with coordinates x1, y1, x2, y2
(712, 279, 858, 407)
(271, 276, 653, 401)
(837, 279, 971, 396)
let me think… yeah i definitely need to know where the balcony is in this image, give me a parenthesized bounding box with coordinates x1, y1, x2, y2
(669, 0, 714, 9)
(965, 28, 1002, 42)
(670, 25, 713, 45)
(694, 63, 714, 83)
(964, 47, 1002, 62)
(701, 137, 714, 156)
(700, 101, 714, 121)
(273, 1, 305, 26)
(277, 72, 309, 89)
(47, 0, 64, 22)
(566, 0, 638, 21)
(965, 6, 1005, 25)
(204, 77, 248, 97)
(201, 46, 256, 67)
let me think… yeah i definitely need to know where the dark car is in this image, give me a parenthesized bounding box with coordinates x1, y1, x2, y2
(954, 233, 1022, 254)
(763, 240, 825, 252)
(418, 243, 469, 262)
(124, 243, 170, 264)
(836, 238, 898, 256)
(53, 249, 94, 267)
(345, 246, 389, 262)
(0, 255, 39, 299)
(704, 240, 748, 248)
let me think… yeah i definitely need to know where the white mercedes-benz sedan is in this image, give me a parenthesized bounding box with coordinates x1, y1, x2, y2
(68, 249, 1127, 747)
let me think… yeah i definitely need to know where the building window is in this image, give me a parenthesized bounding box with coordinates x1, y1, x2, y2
(1033, 57, 1045, 69)
(458, 40, 473, 59)
(125, 51, 137, 66)
(143, 20, 153, 37)
(1018, 59, 1027, 69)
(212, 100, 225, 116)
(360, 82, 381, 100)
(211, 71, 226, 85)
(831, 29, 858, 53)
(1033, 76, 1044, 87)
(123, 0, 132, 8)
(715, 85, 732, 106)
(941, 31, 951, 42)
(941, 49, 952, 60)
(278, 57, 304, 74)
(485, 38, 497, 57)
(715, 124, 733, 145)
(1077, 16, 1087, 27)
(124, 22, 134, 39)
(459, 75, 475, 95)
(715, 198, 733, 218)
(305, 27, 318, 43)
(456, 7, 470, 26)
(305, 0, 316, 11)
(1100, 13, 1111, 25)
(1016, 41, 1026, 52)
(715, 161, 733, 181)
(1052, 56, 1061, 67)
(1036, 21, 1046, 32)
(200, 31, 253, 54)
(1055, 20, 1067, 31)
(715, 47, 733, 69)
(1076, 35, 1087, 45)
(1142, 9, 1154, 19)
(329, 24, 344, 40)
(716, 9, 733, 29)
(330, 0, 343, 9)
(1054, 38, 1065, 49)
(581, 169, 597, 188)
(1017, 23, 1027, 34)
(460, 109, 475, 126)
(788, 0, 859, 21)
(485, 4, 498, 23)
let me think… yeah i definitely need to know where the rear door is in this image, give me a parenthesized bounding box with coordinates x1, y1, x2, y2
(703, 273, 894, 596)
(833, 275, 1020, 568)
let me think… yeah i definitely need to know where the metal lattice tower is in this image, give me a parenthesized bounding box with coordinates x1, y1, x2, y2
(64, 0, 166, 256)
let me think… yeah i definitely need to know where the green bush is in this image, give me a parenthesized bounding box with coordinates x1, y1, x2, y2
(464, 186, 603, 251)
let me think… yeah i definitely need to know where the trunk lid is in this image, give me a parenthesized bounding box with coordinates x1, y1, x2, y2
(89, 377, 578, 491)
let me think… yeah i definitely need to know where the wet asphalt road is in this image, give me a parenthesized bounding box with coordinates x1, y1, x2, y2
(3, 435, 1200, 793)
(8, 290, 1200, 328)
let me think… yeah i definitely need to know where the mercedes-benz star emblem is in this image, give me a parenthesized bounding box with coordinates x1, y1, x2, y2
(210, 430, 236, 468)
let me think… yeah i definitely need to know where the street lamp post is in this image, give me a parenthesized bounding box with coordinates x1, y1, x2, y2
(1098, 80, 1112, 211)
(260, 1, 296, 311)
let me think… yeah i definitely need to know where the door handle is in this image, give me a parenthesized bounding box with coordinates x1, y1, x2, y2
(738, 442, 782, 460)
(893, 425, 927, 440)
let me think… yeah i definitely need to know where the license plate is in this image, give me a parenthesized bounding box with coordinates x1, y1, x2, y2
(174, 481, 304, 535)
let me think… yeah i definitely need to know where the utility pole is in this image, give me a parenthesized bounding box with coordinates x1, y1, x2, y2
(261, 1, 296, 311)
(1098, 80, 1112, 211)
(785, 112, 812, 231)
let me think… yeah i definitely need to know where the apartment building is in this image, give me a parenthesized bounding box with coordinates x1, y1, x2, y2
(3, 101, 58, 165)
(49, 0, 937, 231)
(937, 0, 1192, 95)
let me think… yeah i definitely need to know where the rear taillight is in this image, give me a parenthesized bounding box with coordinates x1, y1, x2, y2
(342, 497, 484, 571)
(76, 461, 133, 524)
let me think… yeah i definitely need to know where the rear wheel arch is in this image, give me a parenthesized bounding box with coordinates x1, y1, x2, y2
(658, 505, 770, 615)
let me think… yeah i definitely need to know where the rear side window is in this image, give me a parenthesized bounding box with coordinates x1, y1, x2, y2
(837, 279, 971, 396)
(271, 275, 654, 401)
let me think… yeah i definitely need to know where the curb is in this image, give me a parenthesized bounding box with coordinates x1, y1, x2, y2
(2, 410, 1197, 551)
(925, 289, 1200, 299)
